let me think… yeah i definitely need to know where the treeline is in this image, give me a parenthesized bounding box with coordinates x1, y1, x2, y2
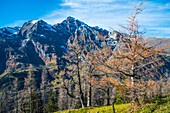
(0, 66, 169, 113)
(0, 67, 58, 113)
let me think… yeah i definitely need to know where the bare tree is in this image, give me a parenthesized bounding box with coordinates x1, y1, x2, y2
(40, 68, 49, 113)
(24, 65, 37, 113)
(59, 35, 87, 108)
(12, 78, 19, 113)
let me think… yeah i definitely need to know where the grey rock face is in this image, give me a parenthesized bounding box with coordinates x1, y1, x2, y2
(0, 16, 114, 74)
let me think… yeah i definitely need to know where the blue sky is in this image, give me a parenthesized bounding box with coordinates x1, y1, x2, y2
(0, 0, 170, 37)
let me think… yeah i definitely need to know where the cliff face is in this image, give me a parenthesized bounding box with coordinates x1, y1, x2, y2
(0, 17, 115, 74)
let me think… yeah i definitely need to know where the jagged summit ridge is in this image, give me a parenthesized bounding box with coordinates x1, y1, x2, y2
(0, 16, 105, 40)
(0, 16, 114, 75)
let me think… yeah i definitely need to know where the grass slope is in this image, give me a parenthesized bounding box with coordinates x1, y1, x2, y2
(55, 96, 170, 113)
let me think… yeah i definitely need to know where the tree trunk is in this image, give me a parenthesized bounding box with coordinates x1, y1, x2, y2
(78, 75, 86, 108)
(106, 87, 110, 106)
(0, 94, 2, 113)
(15, 92, 18, 113)
(30, 88, 32, 113)
(42, 69, 47, 113)
(77, 57, 86, 108)
(131, 76, 140, 107)
(112, 102, 115, 113)
(87, 83, 92, 107)
(112, 95, 116, 113)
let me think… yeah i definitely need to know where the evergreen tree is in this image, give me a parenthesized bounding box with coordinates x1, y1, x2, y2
(27, 90, 43, 113)
(46, 91, 58, 112)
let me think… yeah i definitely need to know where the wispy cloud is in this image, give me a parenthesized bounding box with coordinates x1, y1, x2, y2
(5, 0, 170, 37)
(6, 20, 27, 27)
(42, 0, 134, 27)
(41, 0, 170, 37)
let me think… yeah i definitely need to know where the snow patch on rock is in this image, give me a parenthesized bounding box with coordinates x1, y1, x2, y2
(31, 20, 39, 24)
(6, 27, 18, 34)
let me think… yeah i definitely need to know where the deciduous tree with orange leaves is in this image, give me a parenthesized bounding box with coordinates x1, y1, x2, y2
(86, 0, 168, 111)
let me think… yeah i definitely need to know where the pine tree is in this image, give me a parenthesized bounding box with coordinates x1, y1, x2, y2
(27, 90, 43, 113)
(46, 91, 58, 112)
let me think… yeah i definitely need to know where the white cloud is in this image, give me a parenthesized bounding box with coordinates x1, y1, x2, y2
(60, 1, 81, 8)
(6, 0, 170, 37)
(42, 0, 134, 29)
(147, 27, 170, 37)
(7, 20, 27, 27)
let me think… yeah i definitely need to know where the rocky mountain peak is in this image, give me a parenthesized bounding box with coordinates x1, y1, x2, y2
(31, 20, 50, 28)
(0, 27, 19, 38)
(0, 16, 115, 75)
(59, 16, 87, 28)
(1, 27, 19, 34)
(18, 19, 56, 38)
(66, 16, 75, 22)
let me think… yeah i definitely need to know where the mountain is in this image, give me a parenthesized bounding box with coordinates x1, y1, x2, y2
(0, 16, 169, 112)
(0, 16, 169, 75)
(0, 16, 169, 86)
(0, 16, 115, 75)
